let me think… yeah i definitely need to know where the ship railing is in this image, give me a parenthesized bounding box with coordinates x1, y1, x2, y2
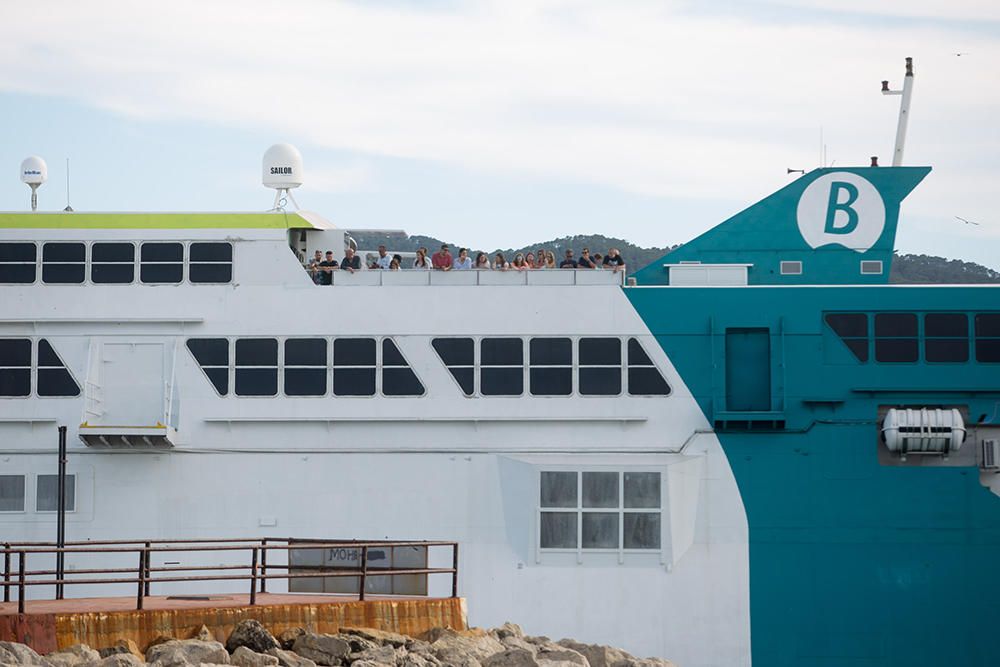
(325, 268, 626, 287)
(0, 537, 459, 614)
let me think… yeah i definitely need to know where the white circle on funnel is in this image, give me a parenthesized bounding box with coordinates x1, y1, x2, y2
(796, 172, 885, 253)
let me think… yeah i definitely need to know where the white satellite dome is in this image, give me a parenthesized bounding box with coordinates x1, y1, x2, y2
(262, 143, 304, 190)
(20, 156, 47, 186)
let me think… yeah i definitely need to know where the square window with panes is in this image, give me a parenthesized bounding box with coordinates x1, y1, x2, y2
(36, 474, 75, 512)
(334, 338, 376, 396)
(976, 313, 1000, 363)
(539, 471, 661, 552)
(578, 338, 621, 396)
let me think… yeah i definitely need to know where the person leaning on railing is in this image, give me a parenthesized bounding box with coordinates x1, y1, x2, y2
(341, 247, 362, 273)
(432, 244, 453, 271)
(413, 247, 431, 269)
(603, 247, 626, 272)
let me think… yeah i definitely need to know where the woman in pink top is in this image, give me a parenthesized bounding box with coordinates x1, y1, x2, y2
(512, 253, 528, 270)
(525, 252, 537, 269)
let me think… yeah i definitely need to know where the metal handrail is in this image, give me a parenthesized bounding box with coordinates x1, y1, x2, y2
(1, 537, 459, 614)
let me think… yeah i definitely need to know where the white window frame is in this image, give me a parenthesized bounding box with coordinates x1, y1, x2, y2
(537, 469, 663, 564)
(89, 241, 137, 286)
(40, 241, 87, 286)
(35, 473, 77, 513)
(188, 241, 234, 285)
(0, 241, 38, 285)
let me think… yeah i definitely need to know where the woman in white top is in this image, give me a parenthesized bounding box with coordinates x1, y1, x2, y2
(474, 252, 491, 269)
(413, 247, 431, 269)
(493, 252, 510, 271)
(453, 248, 473, 270)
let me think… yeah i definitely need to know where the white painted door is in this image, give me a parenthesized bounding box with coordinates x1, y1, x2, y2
(100, 343, 164, 425)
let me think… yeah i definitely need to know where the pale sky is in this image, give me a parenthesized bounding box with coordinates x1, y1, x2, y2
(0, 0, 997, 268)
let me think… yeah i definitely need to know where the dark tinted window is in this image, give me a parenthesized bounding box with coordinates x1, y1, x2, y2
(190, 242, 233, 262)
(976, 314, 1000, 363)
(334, 368, 376, 396)
(540, 471, 577, 508)
(0, 475, 25, 512)
(334, 338, 376, 366)
(449, 368, 475, 395)
(35, 339, 80, 397)
(189, 264, 231, 283)
(42, 243, 85, 284)
(235, 339, 277, 396)
(91, 242, 135, 284)
(187, 338, 229, 367)
(481, 338, 523, 366)
(140, 243, 183, 283)
(381, 340, 424, 396)
(623, 513, 661, 549)
(36, 340, 62, 367)
(235, 339, 278, 366)
(382, 339, 407, 366)
(0, 243, 36, 283)
(284, 338, 327, 396)
(0, 339, 32, 397)
(432, 338, 474, 366)
(627, 338, 670, 396)
(579, 338, 621, 365)
(580, 338, 621, 395)
(530, 338, 571, 365)
(285, 338, 327, 366)
(925, 314, 968, 363)
(825, 313, 869, 362)
(186, 338, 229, 395)
(530, 368, 572, 395)
(481, 338, 523, 396)
(190, 243, 233, 283)
(36, 474, 75, 512)
(874, 313, 918, 363)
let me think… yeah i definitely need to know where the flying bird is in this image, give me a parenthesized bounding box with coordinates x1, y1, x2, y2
(955, 216, 980, 226)
(954, 52, 970, 56)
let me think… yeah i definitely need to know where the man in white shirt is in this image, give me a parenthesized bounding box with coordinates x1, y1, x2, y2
(375, 244, 393, 270)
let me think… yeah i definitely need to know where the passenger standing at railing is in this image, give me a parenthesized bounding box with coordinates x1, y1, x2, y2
(308, 250, 324, 283)
(559, 249, 578, 268)
(389, 257, 401, 270)
(341, 247, 362, 273)
(536, 249, 548, 267)
(375, 245, 393, 270)
(525, 252, 537, 269)
(474, 252, 491, 269)
(318, 251, 338, 285)
(603, 248, 626, 273)
(493, 252, 510, 270)
(413, 247, 431, 269)
(432, 244, 453, 271)
(453, 248, 472, 270)
(593, 252, 604, 266)
(577, 248, 597, 269)
(512, 253, 529, 270)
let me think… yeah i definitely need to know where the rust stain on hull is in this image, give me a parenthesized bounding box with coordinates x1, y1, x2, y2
(2, 597, 466, 653)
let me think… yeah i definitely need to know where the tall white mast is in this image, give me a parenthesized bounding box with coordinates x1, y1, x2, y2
(881, 57, 914, 167)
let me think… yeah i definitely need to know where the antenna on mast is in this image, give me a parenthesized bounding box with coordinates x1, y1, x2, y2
(63, 158, 74, 212)
(881, 57, 914, 166)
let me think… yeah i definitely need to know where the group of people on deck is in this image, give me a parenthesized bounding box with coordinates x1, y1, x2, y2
(309, 243, 625, 285)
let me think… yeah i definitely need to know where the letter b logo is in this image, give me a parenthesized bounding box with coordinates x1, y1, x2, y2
(797, 172, 885, 252)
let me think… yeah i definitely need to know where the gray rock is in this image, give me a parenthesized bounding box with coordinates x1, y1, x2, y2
(98, 639, 143, 660)
(338, 628, 408, 649)
(495, 638, 536, 655)
(266, 648, 317, 667)
(554, 642, 631, 667)
(278, 629, 306, 652)
(428, 629, 504, 665)
(146, 639, 230, 667)
(95, 654, 145, 667)
(490, 625, 523, 642)
(349, 645, 397, 665)
(534, 646, 588, 667)
(46, 644, 101, 667)
(290, 634, 351, 666)
(0, 641, 51, 666)
(339, 636, 380, 655)
(404, 640, 432, 656)
(231, 646, 279, 667)
(397, 652, 441, 667)
(226, 620, 280, 655)
(482, 649, 537, 667)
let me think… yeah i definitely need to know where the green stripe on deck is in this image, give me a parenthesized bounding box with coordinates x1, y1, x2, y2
(0, 212, 315, 229)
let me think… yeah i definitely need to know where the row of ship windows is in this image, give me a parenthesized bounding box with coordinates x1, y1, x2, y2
(0, 242, 233, 284)
(539, 471, 661, 551)
(0, 474, 76, 513)
(186, 336, 672, 397)
(825, 312, 1000, 363)
(0, 339, 81, 397)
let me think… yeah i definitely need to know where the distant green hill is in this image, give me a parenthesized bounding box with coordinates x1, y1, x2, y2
(347, 230, 999, 284)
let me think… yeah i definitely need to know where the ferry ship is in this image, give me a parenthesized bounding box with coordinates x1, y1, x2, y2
(2, 60, 999, 667)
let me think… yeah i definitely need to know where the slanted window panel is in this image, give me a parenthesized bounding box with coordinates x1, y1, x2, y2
(36, 474, 75, 512)
(284, 338, 327, 396)
(824, 313, 869, 362)
(235, 338, 277, 396)
(579, 338, 621, 396)
(189, 242, 233, 283)
(140, 242, 184, 283)
(0, 242, 37, 283)
(187, 338, 229, 395)
(36, 339, 80, 397)
(381, 339, 424, 396)
(924, 313, 969, 363)
(481, 338, 523, 396)
(0, 475, 25, 511)
(91, 243, 135, 284)
(627, 338, 671, 395)
(42, 243, 85, 284)
(975, 313, 1000, 363)
(874, 313, 918, 363)
(529, 338, 572, 396)
(334, 338, 376, 396)
(432, 338, 475, 395)
(0, 338, 32, 397)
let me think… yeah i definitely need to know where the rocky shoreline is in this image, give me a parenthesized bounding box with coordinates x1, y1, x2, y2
(0, 621, 676, 667)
